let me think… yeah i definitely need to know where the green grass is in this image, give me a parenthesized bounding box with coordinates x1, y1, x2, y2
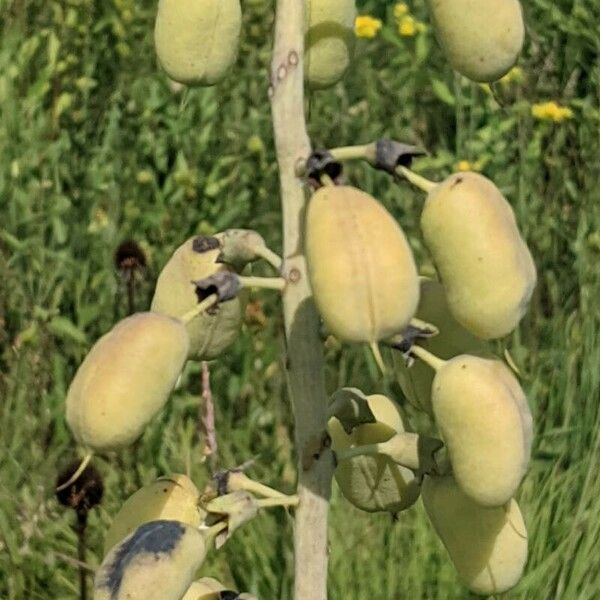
(1, 0, 599, 597)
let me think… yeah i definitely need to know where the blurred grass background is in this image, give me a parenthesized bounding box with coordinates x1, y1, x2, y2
(1, 0, 599, 597)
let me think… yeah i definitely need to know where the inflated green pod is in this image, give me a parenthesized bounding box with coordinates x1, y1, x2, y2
(154, 0, 242, 86)
(104, 474, 203, 554)
(94, 520, 209, 600)
(66, 313, 189, 453)
(393, 278, 490, 414)
(328, 394, 420, 512)
(304, 0, 356, 89)
(430, 354, 532, 506)
(428, 0, 524, 82)
(421, 172, 536, 339)
(422, 475, 528, 595)
(182, 577, 257, 599)
(151, 235, 242, 360)
(306, 185, 419, 343)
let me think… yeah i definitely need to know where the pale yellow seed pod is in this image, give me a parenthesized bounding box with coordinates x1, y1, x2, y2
(154, 0, 242, 86)
(422, 475, 528, 595)
(94, 520, 208, 600)
(427, 0, 524, 82)
(306, 185, 419, 342)
(181, 577, 225, 599)
(393, 278, 490, 414)
(329, 394, 421, 513)
(104, 474, 203, 554)
(151, 235, 242, 360)
(66, 313, 189, 453)
(431, 355, 532, 506)
(182, 577, 258, 600)
(421, 172, 536, 339)
(304, 0, 356, 89)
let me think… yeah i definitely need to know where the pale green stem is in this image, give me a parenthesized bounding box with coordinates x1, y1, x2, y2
(329, 143, 375, 163)
(238, 275, 286, 291)
(256, 495, 300, 509)
(411, 345, 447, 372)
(396, 165, 438, 194)
(179, 294, 219, 325)
(55, 452, 93, 492)
(369, 341, 387, 376)
(255, 245, 283, 271)
(228, 472, 290, 499)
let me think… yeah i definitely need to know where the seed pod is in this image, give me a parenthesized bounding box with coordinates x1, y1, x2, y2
(94, 520, 208, 600)
(328, 394, 420, 513)
(427, 0, 524, 82)
(431, 354, 532, 507)
(104, 474, 203, 553)
(394, 278, 490, 414)
(151, 235, 242, 360)
(154, 0, 242, 86)
(66, 313, 189, 453)
(182, 578, 257, 600)
(422, 475, 528, 595)
(306, 185, 419, 343)
(421, 172, 536, 339)
(304, 0, 356, 89)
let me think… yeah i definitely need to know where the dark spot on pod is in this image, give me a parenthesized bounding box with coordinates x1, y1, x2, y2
(98, 520, 185, 600)
(193, 236, 221, 254)
(219, 592, 241, 600)
(288, 50, 299, 66)
(451, 176, 464, 188)
(193, 271, 240, 305)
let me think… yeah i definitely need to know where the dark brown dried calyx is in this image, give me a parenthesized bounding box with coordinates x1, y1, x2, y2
(114, 240, 147, 272)
(56, 459, 104, 514)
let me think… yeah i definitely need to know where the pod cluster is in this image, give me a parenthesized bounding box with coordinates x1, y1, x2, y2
(65, 232, 245, 454)
(306, 171, 535, 594)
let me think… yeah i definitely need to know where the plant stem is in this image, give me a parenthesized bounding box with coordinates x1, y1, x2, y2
(256, 495, 300, 509)
(237, 275, 286, 291)
(179, 294, 219, 324)
(55, 453, 93, 492)
(255, 245, 283, 271)
(329, 143, 375, 163)
(270, 2, 334, 598)
(76, 511, 88, 600)
(396, 165, 438, 193)
(200, 360, 218, 474)
(410, 345, 447, 372)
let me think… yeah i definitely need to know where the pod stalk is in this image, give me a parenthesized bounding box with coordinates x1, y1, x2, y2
(180, 294, 219, 324)
(396, 165, 438, 193)
(410, 344, 447, 372)
(329, 143, 375, 163)
(55, 453, 94, 492)
(238, 275, 286, 291)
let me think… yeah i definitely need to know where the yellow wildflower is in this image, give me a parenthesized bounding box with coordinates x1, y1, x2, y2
(136, 170, 153, 184)
(393, 3, 409, 19)
(355, 15, 382, 38)
(398, 15, 417, 37)
(499, 66, 524, 85)
(531, 101, 574, 123)
(455, 160, 479, 172)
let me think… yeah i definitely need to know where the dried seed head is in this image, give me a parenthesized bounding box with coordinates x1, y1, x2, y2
(55, 458, 104, 513)
(114, 240, 147, 272)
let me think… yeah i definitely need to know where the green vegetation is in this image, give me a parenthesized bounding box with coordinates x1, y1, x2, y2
(1, 0, 599, 597)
